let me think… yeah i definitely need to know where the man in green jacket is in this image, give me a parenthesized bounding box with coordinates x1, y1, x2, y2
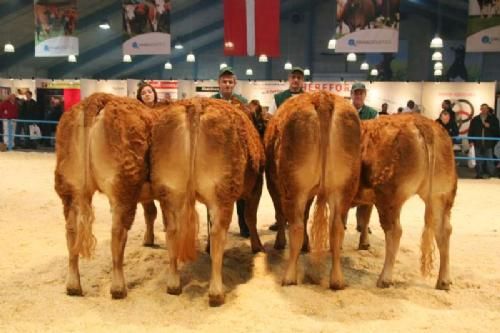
(351, 82, 378, 120)
(211, 66, 250, 238)
(270, 67, 305, 114)
(211, 67, 248, 104)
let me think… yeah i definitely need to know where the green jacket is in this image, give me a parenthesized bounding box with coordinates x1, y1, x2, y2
(274, 89, 303, 108)
(211, 92, 248, 104)
(358, 105, 378, 120)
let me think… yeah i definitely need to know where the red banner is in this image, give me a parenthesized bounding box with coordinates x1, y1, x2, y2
(224, 0, 280, 57)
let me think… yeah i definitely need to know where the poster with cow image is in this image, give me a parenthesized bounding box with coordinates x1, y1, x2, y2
(466, 0, 500, 52)
(34, 0, 78, 57)
(122, 0, 171, 55)
(421, 82, 496, 136)
(441, 41, 483, 82)
(335, 0, 400, 53)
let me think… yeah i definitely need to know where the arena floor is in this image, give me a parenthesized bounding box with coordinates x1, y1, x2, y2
(0, 151, 499, 333)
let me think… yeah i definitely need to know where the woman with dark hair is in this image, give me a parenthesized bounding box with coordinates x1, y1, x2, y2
(248, 99, 269, 138)
(136, 82, 158, 107)
(436, 109, 459, 140)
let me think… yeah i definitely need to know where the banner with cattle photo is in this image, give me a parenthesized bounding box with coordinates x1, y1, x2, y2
(335, 0, 400, 53)
(466, 0, 500, 52)
(122, 0, 171, 55)
(34, 0, 79, 57)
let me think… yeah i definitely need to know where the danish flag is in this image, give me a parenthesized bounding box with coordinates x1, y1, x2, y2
(223, 0, 280, 57)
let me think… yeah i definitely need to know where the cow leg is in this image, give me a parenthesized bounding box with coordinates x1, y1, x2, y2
(267, 169, 287, 250)
(376, 204, 403, 288)
(429, 196, 453, 290)
(64, 200, 82, 296)
(110, 202, 136, 299)
(142, 201, 157, 247)
(282, 196, 307, 286)
(301, 198, 314, 253)
(245, 174, 265, 253)
(357, 204, 374, 250)
(160, 200, 182, 295)
(329, 199, 348, 290)
(208, 204, 233, 307)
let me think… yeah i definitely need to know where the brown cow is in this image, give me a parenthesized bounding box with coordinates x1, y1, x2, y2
(265, 91, 361, 290)
(354, 114, 457, 290)
(55, 93, 159, 298)
(150, 97, 264, 306)
(340, 0, 376, 32)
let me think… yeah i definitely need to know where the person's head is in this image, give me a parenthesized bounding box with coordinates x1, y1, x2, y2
(439, 110, 451, 124)
(249, 99, 262, 115)
(442, 99, 451, 110)
(218, 67, 237, 98)
(26, 91, 33, 99)
(480, 103, 490, 116)
(381, 103, 388, 112)
(288, 67, 304, 93)
(137, 83, 157, 107)
(407, 100, 415, 109)
(397, 107, 403, 113)
(351, 82, 367, 109)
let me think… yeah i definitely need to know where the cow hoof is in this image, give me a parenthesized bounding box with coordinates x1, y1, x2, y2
(143, 242, 155, 248)
(252, 245, 266, 254)
(66, 287, 83, 296)
(329, 281, 346, 291)
(208, 294, 225, 307)
(376, 279, 393, 288)
(358, 243, 370, 250)
(282, 278, 297, 286)
(436, 280, 451, 291)
(110, 289, 127, 299)
(167, 286, 182, 295)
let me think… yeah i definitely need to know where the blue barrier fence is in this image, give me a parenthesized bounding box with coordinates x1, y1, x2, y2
(1, 118, 58, 150)
(1, 119, 500, 164)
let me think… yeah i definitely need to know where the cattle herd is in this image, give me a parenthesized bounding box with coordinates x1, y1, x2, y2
(54, 91, 457, 307)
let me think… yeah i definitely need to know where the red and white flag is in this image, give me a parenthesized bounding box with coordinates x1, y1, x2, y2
(224, 0, 280, 57)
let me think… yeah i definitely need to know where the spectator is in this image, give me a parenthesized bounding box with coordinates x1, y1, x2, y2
(0, 94, 19, 148)
(136, 82, 158, 107)
(211, 67, 249, 237)
(351, 82, 377, 120)
(468, 103, 500, 179)
(436, 110, 459, 142)
(403, 100, 419, 113)
(43, 96, 63, 147)
(441, 99, 456, 125)
(379, 102, 389, 115)
(248, 99, 270, 138)
(268, 67, 305, 231)
(18, 91, 42, 148)
(270, 67, 305, 115)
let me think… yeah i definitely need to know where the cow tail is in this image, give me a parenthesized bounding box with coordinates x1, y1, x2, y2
(420, 124, 436, 277)
(177, 102, 200, 263)
(311, 92, 333, 253)
(73, 95, 109, 259)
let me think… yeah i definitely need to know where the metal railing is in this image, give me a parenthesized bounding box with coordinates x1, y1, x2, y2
(1, 118, 58, 150)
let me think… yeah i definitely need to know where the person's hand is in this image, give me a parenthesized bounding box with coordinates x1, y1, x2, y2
(484, 122, 490, 128)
